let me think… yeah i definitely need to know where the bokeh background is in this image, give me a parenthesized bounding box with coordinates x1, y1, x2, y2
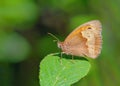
(0, 0, 120, 86)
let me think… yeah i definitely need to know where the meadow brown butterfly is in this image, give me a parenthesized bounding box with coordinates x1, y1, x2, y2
(49, 20, 102, 59)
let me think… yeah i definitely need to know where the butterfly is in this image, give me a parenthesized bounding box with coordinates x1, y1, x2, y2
(49, 20, 102, 59)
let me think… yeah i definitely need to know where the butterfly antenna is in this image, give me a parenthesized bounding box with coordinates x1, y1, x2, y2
(48, 33, 60, 42)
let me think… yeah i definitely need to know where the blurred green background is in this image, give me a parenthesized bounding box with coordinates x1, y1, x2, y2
(0, 0, 120, 86)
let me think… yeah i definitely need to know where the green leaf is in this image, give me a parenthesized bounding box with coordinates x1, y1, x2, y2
(39, 53, 91, 86)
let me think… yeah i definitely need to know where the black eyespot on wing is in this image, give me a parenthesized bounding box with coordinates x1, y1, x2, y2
(88, 27, 92, 29)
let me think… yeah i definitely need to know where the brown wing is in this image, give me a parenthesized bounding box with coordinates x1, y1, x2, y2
(63, 20, 102, 58)
(63, 32, 89, 57)
(64, 20, 101, 42)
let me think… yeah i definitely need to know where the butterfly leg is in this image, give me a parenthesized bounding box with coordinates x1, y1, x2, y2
(60, 52, 63, 59)
(60, 52, 64, 65)
(72, 55, 74, 60)
(69, 55, 74, 63)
